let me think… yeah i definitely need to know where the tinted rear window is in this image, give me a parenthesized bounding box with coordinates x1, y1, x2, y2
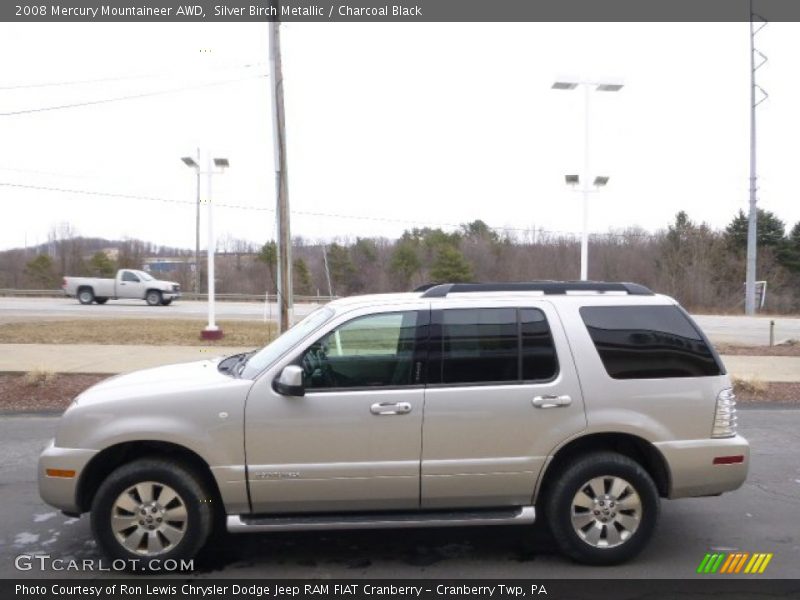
(433, 307, 558, 385)
(440, 308, 519, 384)
(580, 305, 722, 379)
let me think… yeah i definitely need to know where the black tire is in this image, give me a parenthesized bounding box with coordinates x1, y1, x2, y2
(95, 297, 108, 305)
(90, 458, 212, 572)
(77, 288, 95, 305)
(145, 290, 162, 306)
(544, 452, 659, 565)
(161, 299, 173, 306)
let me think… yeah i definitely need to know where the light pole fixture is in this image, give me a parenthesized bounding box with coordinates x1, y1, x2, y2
(553, 79, 623, 281)
(563, 173, 610, 280)
(182, 151, 229, 340)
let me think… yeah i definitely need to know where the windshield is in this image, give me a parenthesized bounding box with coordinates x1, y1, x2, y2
(240, 307, 335, 379)
(135, 270, 154, 281)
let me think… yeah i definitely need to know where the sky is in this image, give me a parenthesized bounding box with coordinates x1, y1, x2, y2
(1, 21, 799, 252)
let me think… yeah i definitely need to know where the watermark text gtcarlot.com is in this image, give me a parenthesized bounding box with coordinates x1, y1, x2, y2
(14, 554, 193, 572)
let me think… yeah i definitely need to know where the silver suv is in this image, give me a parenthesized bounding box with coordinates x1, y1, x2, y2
(39, 281, 748, 568)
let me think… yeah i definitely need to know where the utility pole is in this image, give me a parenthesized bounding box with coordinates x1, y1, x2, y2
(270, 16, 293, 333)
(194, 147, 201, 296)
(746, 0, 768, 314)
(322, 245, 334, 298)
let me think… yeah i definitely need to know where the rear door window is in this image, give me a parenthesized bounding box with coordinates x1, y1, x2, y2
(431, 307, 558, 385)
(580, 305, 722, 379)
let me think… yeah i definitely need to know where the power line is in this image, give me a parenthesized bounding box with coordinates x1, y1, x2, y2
(0, 180, 659, 240)
(0, 181, 265, 211)
(0, 62, 267, 91)
(0, 73, 268, 117)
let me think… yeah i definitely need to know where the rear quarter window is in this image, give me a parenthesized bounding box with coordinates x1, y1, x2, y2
(580, 305, 722, 379)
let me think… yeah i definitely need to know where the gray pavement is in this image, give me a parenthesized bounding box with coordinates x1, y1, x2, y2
(2, 343, 799, 381)
(0, 297, 319, 323)
(2, 297, 800, 346)
(0, 409, 797, 578)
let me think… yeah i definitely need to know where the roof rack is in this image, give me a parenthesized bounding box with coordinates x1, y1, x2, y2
(414, 281, 654, 298)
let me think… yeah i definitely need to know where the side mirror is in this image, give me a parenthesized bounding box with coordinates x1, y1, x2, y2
(274, 365, 305, 397)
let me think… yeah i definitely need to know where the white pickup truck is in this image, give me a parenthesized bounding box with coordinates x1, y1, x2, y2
(62, 269, 181, 306)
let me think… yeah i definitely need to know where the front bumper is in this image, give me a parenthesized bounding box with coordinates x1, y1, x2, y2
(654, 435, 749, 498)
(162, 291, 181, 300)
(38, 439, 98, 514)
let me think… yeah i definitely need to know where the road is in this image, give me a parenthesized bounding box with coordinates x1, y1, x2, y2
(0, 297, 321, 323)
(1, 298, 800, 345)
(1, 409, 797, 579)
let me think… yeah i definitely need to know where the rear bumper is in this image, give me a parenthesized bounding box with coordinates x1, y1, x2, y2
(38, 439, 98, 514)
(654, 435, 749, 498)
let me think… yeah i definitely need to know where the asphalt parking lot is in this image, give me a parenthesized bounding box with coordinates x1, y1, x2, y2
(1, 408, 797, 579)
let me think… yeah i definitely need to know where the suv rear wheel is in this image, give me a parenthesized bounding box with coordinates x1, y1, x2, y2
(545, 452, 659, 565)
(90, 459, 212, 570)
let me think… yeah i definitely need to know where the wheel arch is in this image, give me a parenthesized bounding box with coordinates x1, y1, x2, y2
(535, 432, 671, 504)
(76, 440, 223, 514)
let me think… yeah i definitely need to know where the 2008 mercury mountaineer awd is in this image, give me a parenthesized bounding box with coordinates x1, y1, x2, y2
(39, 281, 748, 567)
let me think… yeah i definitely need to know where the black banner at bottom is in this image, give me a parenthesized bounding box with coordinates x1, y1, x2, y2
(4, 579, 800, 600)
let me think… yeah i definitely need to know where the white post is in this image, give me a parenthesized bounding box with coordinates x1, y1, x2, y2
(204, 152, 219, 337)
(580, 83, 590, 281)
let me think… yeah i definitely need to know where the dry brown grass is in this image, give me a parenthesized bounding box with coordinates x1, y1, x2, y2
(0, 319, 277, 347)
(22, 368, 57, 386)
(732, 376, 769, 398)
(715, 343, 800, 357)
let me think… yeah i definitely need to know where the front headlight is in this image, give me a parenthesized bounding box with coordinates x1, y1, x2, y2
(711, 387, 737, 438)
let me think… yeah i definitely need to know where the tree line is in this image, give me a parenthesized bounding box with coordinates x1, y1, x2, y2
(2, 210, 799, 312)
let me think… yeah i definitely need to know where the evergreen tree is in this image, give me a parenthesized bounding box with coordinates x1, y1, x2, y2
(87, 251, 115, 277)
(725, 209, 785, 249)
(430, 246, 473, 283)
(390, 242, 422, 286)
(25, 254, 57, 287)
(293, 257, 313, 295)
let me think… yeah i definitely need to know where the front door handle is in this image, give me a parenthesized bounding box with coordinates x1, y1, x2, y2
(370, 401, 412, 415)
(532, 395, 572, 408)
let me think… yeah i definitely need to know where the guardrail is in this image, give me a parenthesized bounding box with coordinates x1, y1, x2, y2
(0, 289, 336, 303)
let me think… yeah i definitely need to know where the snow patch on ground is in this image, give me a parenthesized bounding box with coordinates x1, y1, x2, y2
(33, 512, 57, 523)
(14, 532, 40, 545)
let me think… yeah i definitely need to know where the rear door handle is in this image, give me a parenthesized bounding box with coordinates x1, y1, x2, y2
(532, 395, 572, 408)
(370, 401, 412, 415)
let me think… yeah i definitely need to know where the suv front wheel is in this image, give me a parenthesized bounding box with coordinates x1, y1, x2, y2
(90, 459, 212, 570)
(545, 452, 660, 565)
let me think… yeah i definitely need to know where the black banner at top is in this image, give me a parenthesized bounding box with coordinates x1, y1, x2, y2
(3, 0, 800, 23)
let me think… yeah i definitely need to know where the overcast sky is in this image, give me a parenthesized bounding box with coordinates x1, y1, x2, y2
(1, 21, 798, 252)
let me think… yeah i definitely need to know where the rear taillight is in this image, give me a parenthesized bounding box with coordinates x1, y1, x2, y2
(61, 278, 66, 289)
(711, 387, 737, 438)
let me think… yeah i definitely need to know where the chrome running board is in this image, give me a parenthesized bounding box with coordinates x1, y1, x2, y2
(227, 506, 535, 533)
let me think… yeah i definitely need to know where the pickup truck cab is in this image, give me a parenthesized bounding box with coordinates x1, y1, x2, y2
(39, 281, 748, 570)
(62, 269, 181, 306)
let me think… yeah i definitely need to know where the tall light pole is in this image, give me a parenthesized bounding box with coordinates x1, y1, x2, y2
(182, 149, 201, 295)
(565, 174, 609, 280)
(553, 80, 623, 280)
(746, 2, 768, 314)
(181, 153, 229, 340)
